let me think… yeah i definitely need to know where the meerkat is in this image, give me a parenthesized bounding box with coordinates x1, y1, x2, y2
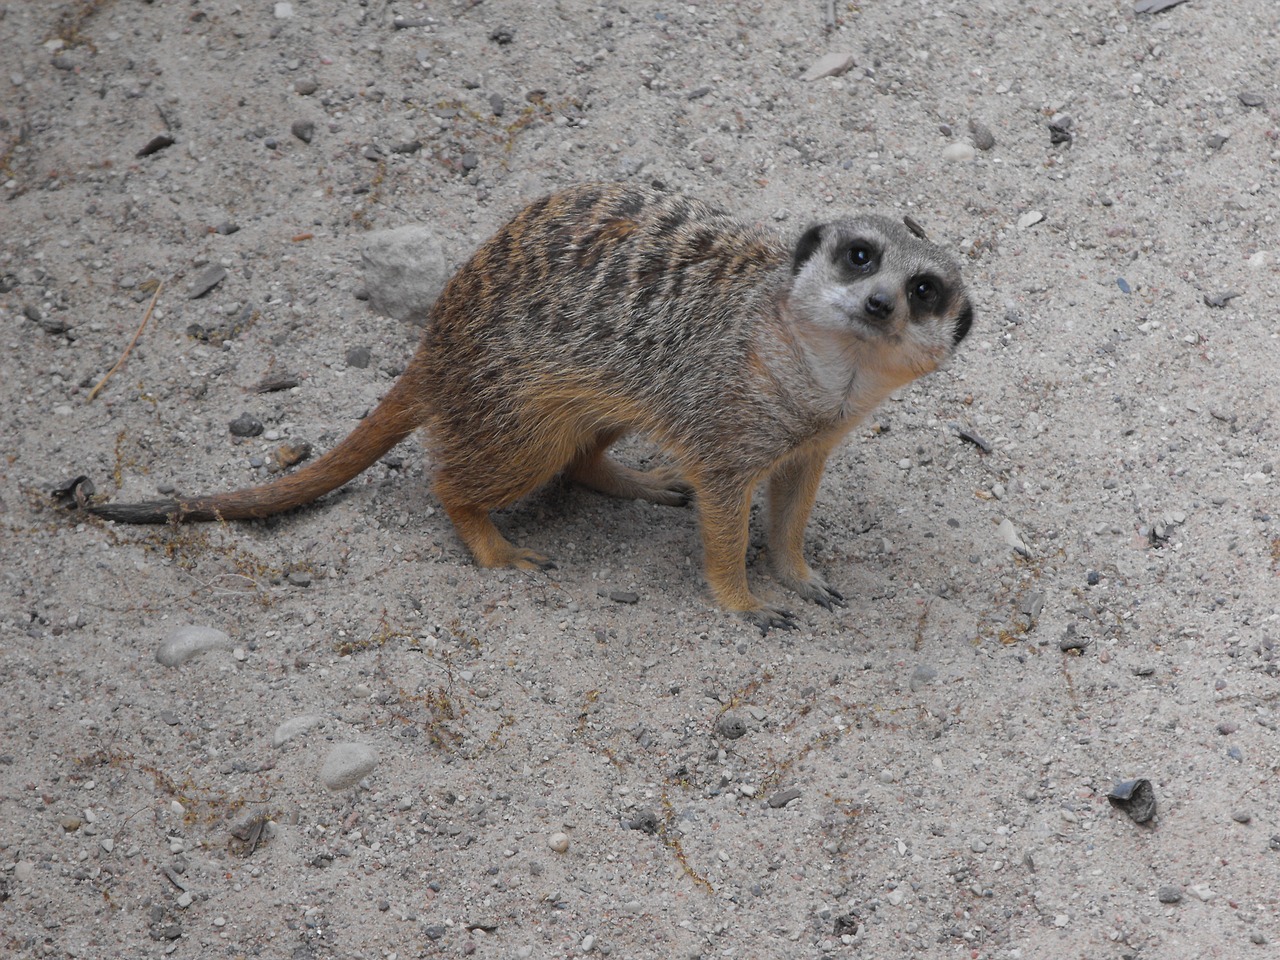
(89, 183, 973, 631)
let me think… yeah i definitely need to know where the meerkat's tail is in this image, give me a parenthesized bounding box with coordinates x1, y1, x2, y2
(89, 366, 431, 525)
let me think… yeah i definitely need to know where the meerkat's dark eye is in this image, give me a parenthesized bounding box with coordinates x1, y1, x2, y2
(845, 244, 877, 272)
(910, 276, 939, 306)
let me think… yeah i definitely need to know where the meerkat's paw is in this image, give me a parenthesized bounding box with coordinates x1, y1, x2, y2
(739, 604, 799, 636)
(638, 467, 695, 507)
(780, 571, 847, 611)
(508, 548, 558, 572)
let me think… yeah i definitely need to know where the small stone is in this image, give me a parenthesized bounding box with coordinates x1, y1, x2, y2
(186, 264, 227, 299)
(294, 78, 319, 96)
(548, 831, 570, 853)
(1203, 290, 1242, 308)
(229, 413, 264, 437)
(941, 141, 976, 162)
(1238, 91, 1265, 108)
(345, 345, 372, 368)
(1086, 570, 1101, 586)
(606, 589, 639, 604)
(361, 227, 448, 322)
(1190, 884, 1216, 902)
(101, 838, 114, 853)
(801, 52, 855, 81)
(968, 118, 996, 151)
(1017, 210, 1044, 231)
(1157, 885, 1182, 904)
(767, 787, 801, 809)
(1217, 721, 1239, 735)
(1048, 113, 1073, 145)
(1205, 132, 1229, 150)
(291, 119, 315, 144)
(156, 626, 233, 666)
(320, 743, 378, 791)
(1231, 810, 1252, 824)
(715, 713, 748, 740)
(997, 518, 1030, 557)
(287, 571, 312, 588)
(970, 839, 988, 853)
(274, 2, 293, 18)
(626, 809, 660, 834)
(273, 714, 324, 748)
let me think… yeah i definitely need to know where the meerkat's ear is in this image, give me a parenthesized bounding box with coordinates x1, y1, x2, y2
(952, 301, 974, 346)
(791, 224, 825, 275)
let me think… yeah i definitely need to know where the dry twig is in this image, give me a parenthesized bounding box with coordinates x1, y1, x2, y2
(86, 280, 162, 403)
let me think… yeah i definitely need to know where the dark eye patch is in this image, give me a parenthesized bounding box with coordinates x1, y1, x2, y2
(908, 275, 941, 307)
(844, 242, 878, 273)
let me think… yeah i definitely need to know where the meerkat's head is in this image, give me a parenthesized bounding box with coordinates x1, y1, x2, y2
(787, 216, 973, 380)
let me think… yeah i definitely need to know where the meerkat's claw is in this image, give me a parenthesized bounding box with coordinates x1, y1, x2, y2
(742, 605, 799, 635)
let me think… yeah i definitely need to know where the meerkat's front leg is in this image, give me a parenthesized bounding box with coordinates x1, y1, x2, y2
(695, 473, 798, 633)
(767, 444, 847, 610)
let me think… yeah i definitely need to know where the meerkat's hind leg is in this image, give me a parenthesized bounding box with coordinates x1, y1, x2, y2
(767, 446, 848, 611)
(439, 500, 558, 571)
(568, 432, 694, 507)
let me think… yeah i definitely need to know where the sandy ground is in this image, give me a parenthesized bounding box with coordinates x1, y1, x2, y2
(3, 1, 1280, 957)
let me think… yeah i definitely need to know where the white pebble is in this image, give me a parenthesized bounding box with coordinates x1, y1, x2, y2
(320, 742, 378, 791)
(1016, 210, 1044, 231)
(156, 625, 233, 666)
(274, 2, 294, 18)
(548, 831, 570, 853)
(941, 141, 976, 162)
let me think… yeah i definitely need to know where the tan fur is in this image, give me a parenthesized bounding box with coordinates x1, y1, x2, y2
(90, 183, 973, 631)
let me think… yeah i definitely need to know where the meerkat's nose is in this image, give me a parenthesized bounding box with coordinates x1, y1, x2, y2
(864, 291, 895, 321)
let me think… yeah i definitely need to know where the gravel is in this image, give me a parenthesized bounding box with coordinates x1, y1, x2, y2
(4, 1, 1279, 957)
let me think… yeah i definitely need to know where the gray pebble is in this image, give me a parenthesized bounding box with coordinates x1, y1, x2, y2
(229, 413, 264, 438)
(287, 571, 312, 587)
(967, 118, 996, 151)
(345, 345, 372, 368)
(186, 264, 227, 299)
(626, 809, 660, 834)
(294, 78, 319, 96)
(1238, 91, 1265, 108)
(767, 787, 801, 809)
(607, 590, 639, 605)
(1231, 810, 1252, 824)
(291, 119, 315, 143)
(715, 713, 748, 740)
(320, 742, 378, 791)
(156, 625, 233, 667)
(272, 714, 324, 748)
(1203, 290, 1241, 308)
(1157, 885, 1182, 904)
(489, 94, 506, 117)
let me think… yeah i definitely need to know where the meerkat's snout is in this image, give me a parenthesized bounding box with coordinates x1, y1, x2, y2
(863, 289, 897, 323)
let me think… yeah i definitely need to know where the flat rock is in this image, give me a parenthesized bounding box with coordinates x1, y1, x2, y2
(801, 52, 855, 81)
(273, 714, 325, 748)
(321, 742, 378, 790)
(186, 264, 227, 299)
(360, 227, 449, 321)
(156, 626, 233, 666)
